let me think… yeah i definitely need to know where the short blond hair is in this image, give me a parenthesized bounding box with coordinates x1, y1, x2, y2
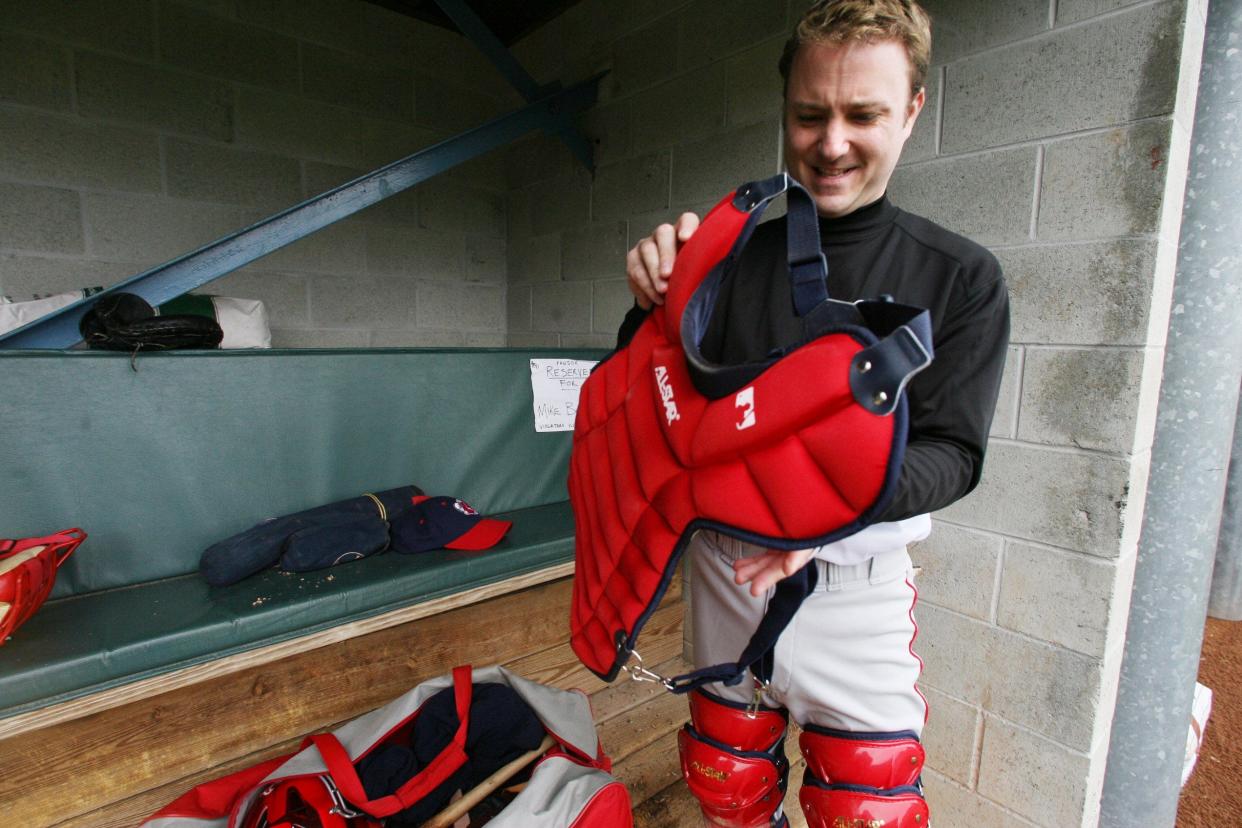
(779, 0, 932, 97)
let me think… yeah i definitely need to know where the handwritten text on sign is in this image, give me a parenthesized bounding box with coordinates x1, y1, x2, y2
(530, 358, 597, 432)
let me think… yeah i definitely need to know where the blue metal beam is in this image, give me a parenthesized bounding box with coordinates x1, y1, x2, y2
(432, 0, 596, 172)
(0, 76, 601, 350)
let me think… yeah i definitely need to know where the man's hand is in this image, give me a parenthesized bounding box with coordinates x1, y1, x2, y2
(625, 212, 700, 309)
(732, 546, 819, 597)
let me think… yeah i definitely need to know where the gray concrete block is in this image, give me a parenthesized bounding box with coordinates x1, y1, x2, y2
(920, 686, 980, 786)
(76, 51, 233, 141)
(303, 43, 414, 121)
(507, 188, 534, 241)
(416, 282, 505, 331)
(0, 254, 136, 298)
(1018, 347, 1146, 453)
(0, 109, 161, 192)
(235, 87, 437, 169)
(991, 346, 1022, 439)
(158, 1, 299, 92)
(0, 0, 153, 59)
(678, 0, 786, 71)
(921, 0, 1050, 64)
(630, 66, 728, 157)
(371, 329, 506, 348)
(270, 327, 369, 348)
(365, 225, 462, 281)
(175, 0, 236, 16)
(918, 604, 1101, 751)
(528, 169, 594, 236)
(210, 268, 309, 329)
(592, 152, 672, 224)
(998, 239, 1157, 346)
(505, 135, 578, 193)
(507, 284, 532, 333)
(0, 32, 71, 110)
(562, 222, 627, 282)
(977, 715, 1090, 827)
(84, 193, 242, 263)
(671, 122, 781, 207)
(724, 35, 785, 129)
(532, 281, 593, 333)
(909, 522, 1002, 621)
(414, 73, 506, 135)
(592, 279, 634, 335)
(610, 18, 680, 98)
(560, 333, 615, 348)
(576, 101, 632, 168)
(922, 770, 1040, 828)
(1057, 0, 1147, 25)
(165, 138, 303, 210)
(417, 179, 506, 239)
(0, 182, 83, 254)
(942, 2, 1184, 153)
(507, 331, 559, 348)
(303, 161, 420, 227)
(888, 148, 1036, 246)
(937, 442, 1131, 557)
(254, 218, 368, 276)
(508, 234, 561, 284)
(463, 235, 506, 284)
(998, 542, 1116, 657)
(901, 65, 940, 165)
(310, 275, 416, 329)
(1039, 119, 1173, 241)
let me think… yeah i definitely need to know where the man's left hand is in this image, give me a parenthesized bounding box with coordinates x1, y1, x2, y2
(732, 547, 819, 597)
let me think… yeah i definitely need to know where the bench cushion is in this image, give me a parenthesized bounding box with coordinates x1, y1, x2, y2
(0, 500, 575, 719)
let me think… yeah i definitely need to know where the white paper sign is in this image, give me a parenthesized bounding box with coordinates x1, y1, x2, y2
(530, 358, 597, 432)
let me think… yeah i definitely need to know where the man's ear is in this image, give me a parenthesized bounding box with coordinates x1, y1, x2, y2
(905, 86, 927, 131)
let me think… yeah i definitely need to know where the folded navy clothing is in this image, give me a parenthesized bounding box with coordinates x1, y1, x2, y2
(278, 514, 390, 573)
(199, 485, 422, 586)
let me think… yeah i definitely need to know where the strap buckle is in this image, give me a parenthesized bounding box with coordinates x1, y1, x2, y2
(619, 646, 675, 691)
(746, 679, 772, 719)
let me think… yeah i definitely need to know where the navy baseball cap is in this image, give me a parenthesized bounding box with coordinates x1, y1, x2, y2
(390, 495, 512, 555)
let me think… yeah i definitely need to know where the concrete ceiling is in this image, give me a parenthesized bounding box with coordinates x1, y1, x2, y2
(364, 0, 583, 47)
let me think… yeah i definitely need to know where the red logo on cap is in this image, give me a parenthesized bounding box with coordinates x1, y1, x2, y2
(454, 499, 479, 516)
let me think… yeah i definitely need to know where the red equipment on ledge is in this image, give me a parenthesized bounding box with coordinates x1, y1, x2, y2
(0, 528, 86, 644)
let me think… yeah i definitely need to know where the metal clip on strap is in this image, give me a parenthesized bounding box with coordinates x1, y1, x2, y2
(619, 646, 676, 691)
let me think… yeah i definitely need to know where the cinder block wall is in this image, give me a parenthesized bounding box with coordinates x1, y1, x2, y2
(0, 0, 516, 347)
(505, 0, 1208, 825)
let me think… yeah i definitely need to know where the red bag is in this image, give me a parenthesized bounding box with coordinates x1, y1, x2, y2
(0, 528, 85, 643)
(144, 665, 632, 828)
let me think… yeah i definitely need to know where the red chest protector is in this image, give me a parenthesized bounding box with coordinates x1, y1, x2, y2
(568, 174, 934, 691)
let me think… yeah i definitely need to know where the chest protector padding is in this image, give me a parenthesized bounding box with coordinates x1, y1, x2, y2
(569, 174, 933, 685)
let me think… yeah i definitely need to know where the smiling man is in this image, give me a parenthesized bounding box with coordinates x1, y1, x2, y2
(616, 2, 1010, 827)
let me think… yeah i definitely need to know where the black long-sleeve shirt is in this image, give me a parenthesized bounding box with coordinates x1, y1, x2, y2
(617, 194, 1010, 521)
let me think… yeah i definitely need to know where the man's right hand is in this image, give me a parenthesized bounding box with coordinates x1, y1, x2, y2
(625, 212, 700, 309)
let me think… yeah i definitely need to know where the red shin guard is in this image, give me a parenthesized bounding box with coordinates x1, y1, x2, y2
(798, 726, 928, 828)
(679, 690, 790, 828)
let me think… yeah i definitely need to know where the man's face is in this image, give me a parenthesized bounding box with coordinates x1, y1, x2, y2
(783, 39, 925, 218)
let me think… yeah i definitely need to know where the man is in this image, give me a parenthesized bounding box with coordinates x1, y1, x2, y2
(617, 2, 1009, 826)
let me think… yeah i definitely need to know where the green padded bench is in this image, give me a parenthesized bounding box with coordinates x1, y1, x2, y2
(0, 347, 605, 723)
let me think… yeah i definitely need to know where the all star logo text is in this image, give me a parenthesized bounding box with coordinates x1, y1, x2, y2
(654, 365, 680, 425)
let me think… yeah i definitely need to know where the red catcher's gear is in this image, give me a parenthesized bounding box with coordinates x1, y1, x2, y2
(797, 725, 928, 828)
(568, 174, 934, 690)
(0, 528, 86, 644)
(679, 690, 790, 828)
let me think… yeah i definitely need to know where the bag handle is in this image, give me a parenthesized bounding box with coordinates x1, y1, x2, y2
(311, 664, 474, 818)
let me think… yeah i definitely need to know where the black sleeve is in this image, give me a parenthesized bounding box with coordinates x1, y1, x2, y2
(877, 267, 1010, 521)
(615, 301, 651, 350)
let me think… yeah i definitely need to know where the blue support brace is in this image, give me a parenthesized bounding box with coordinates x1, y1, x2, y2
(432, 0, 596, 172)
(0, 76, 601, 350)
